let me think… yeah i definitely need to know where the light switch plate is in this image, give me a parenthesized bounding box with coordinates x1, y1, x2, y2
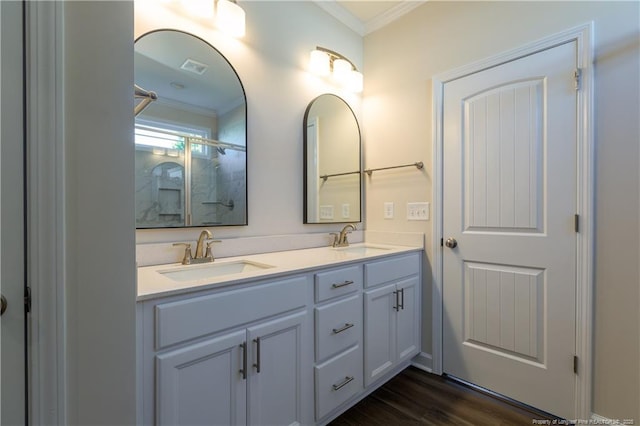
(384, 202, 394, 219)
(342, 204, 350, 218)
(407, 202, 429, 221)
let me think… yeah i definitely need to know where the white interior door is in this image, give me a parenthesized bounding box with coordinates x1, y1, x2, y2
(1, 0, 27, 424)
(442, 41, 578, 418)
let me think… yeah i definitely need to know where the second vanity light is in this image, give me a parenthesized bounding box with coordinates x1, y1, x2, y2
(309, 46, 363, 93)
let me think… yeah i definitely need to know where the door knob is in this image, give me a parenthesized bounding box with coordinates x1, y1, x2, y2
(1, 294, 7, 316)
(445, 238, 458, 249)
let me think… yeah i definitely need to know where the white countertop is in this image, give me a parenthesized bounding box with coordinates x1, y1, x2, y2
(137, 243, 422, 301)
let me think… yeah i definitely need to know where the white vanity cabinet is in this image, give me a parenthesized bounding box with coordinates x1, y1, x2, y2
(138, 246, 423, 426)
(139, 275, 314, 426)
(363, 253, 421, 387)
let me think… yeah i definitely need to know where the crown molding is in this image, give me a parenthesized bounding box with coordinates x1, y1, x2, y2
(313, 1, 427, 36)
(314, 1, 366, 36)
(364, 1, 426, 35)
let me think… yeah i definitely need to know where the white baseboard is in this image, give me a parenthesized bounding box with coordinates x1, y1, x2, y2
(411, 352, 433, 373)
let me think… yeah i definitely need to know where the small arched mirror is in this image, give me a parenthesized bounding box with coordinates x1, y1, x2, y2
(303, 94, 361, 223)
(134, 29, 247, 228)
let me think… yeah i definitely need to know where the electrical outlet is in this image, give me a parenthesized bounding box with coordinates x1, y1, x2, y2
(342, 203, 350, 218)
(384, 202, 394, 219)
(320, 205, 334, 220)
(407, 202, 429, 221)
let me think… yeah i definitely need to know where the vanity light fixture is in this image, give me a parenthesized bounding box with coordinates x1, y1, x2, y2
(309, 47, 363, 93)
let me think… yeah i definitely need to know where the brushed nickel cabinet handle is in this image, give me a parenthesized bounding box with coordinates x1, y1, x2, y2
(331, 280, 354, 289)
(332, 323, 354, 334)
(332, 376, 355, 391)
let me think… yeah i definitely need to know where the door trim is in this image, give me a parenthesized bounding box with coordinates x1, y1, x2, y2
(431, 22, 594, 419)
(25, 1, 67, 424)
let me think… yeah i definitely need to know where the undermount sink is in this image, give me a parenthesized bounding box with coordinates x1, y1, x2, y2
(332, 244, 391, 256)
(159, 260, 274, 282)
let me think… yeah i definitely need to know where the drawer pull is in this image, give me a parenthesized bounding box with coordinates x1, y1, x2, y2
(332, 323, 354, 334)
(331, 280, 354, 289)
(332, 376, 355, 391)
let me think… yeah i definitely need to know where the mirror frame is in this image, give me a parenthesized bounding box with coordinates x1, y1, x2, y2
(134, 29, 248, 229)
(302, 94, 362, 224)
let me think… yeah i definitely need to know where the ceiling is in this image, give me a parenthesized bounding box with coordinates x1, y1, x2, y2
(314, 0, 426, 36)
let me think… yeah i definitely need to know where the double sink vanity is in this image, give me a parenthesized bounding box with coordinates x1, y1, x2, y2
(134, 27, 423, 426)
(137, 234, 423, 425)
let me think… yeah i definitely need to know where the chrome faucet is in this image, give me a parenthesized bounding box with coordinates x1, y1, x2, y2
(331, 223, 357, 248)
(173, 230, 221, 265)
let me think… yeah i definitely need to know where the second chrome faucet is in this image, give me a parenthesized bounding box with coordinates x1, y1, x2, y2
(174, 230, 221, 265)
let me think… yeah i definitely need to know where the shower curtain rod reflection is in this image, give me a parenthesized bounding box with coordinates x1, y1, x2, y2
(135, 124, 246, 152)
(364, 161, 423, 176)
(320, 170, 360, 182)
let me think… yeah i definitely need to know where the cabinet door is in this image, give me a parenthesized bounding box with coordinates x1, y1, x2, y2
(364, 283, 397, 387)
(156, 330, 247, 426)
(396, 276, 420, 362)
(247, 311, 307, 426)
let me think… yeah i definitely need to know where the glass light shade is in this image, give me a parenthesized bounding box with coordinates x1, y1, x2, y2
(332, 58, 352, 84)
(347, 70, 363, 93)
(181, 0, 214, 18)
(215, 0, 246, 38)
(309, 50, 330, 76)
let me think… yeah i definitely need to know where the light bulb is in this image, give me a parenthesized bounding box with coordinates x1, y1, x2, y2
(332, 58, 352, 84)
(181, 0, 214, 18)
(347, 70, 363, 93)
(309, 50, 330, 76)
(215, 0, 246, 38)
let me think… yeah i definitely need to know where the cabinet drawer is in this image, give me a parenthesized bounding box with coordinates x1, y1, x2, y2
(314, 345, 362, 420)
(315, 294, 361, 361)
(364, 253, 420, 288)
(315, 265, 362, 302)
(155, 276, 308, 350)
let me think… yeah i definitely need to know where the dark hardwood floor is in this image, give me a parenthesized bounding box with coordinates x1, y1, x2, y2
(329, 367, 556, 426)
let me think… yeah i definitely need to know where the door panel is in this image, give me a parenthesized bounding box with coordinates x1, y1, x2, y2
(443, 41, 577, 418)
(464, 79, 544, 233)
(1, 1, 26, 424)
(155, 331, 247, 426)
(247, 311, 305, 426)
(363, 283, 396, 386)
(396, 276, 419, 362)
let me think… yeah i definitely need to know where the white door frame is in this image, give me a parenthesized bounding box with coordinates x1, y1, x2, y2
(431, 23, 594, 419)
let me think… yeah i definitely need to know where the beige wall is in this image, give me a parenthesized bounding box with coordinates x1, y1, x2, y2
(363, 1, 640, 419)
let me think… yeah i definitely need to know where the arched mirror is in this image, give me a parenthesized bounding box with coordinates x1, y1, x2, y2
(134, 29, 247, 228)
(303, 94, 361, 223)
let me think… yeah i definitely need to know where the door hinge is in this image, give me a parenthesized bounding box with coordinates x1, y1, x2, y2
(574, 214, 580, 233)
(24, 286, 32, 314)
(573, 355, 578, 374)
(573, 68, 582, 91)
